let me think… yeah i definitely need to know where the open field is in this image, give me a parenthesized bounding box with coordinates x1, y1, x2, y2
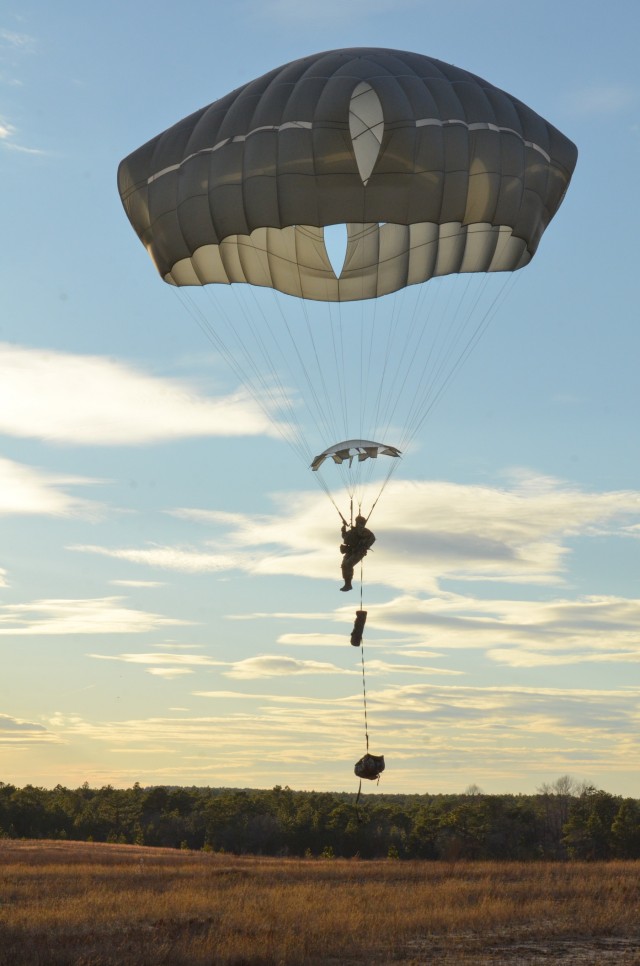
(1, 840, 639, 965)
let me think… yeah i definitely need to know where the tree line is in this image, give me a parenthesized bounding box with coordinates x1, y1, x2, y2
(1, 777, 639, 860)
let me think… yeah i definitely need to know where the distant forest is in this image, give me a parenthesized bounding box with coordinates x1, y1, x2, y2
(2, 778, 640, 861)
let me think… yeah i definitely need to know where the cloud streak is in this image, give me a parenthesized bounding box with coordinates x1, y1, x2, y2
(88, 650, 353, 679)
(363, 593, 640, 666)
(120, 475, 640, 590)
(565, 83, 638, 117)
(0, 343, 280, 445)
(225, 655, 350, 679)
(72, 544, 242, 573)
(70, 475, 640, 669)
(0, 597, 191, 635)
(88, 649, 462, 680)
(38, 676, 640, 791)
(0, 713, 56, 745)
(0, 457, 104, 518)
(67, 471, 640, 677)
(0, 28, 36, 51)
(256, 0, 420, 24)
(0, 28, 43, 153)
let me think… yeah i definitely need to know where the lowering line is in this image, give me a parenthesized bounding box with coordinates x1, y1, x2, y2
(358, 570, 369, 754)
(352, 562, 385, 815)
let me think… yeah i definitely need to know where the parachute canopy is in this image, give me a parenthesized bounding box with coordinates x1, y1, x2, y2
(118, 47, 577, 302)
(311, 439, 402, 471)
(118, 49, 576, 518)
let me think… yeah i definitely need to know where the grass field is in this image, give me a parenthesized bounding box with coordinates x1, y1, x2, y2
(1, 840, 640, 965)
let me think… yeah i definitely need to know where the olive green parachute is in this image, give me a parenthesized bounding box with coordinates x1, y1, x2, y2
(117, 49, 576, 518)
(118, 47, 577, 302)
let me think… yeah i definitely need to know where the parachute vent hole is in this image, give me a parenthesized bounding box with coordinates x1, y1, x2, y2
(324, 224, 349, 279)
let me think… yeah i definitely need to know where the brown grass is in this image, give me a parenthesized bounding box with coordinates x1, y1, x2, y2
(1, 840, 640, 964)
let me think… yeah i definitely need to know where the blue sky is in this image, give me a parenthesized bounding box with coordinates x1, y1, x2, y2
(1, 0, 639, 796)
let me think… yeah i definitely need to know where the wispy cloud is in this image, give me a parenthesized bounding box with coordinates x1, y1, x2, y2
(71, 476, 640, 673)
(0, 25, 43, 153)
(0, 28, 36, 51)
(88, 649, 350, 679)
(0, 597, 191, 635)
(0, 456, 104, 518)
(364, 659, 461, 676)
(347, 592, 640, 667)
(90, 651, 224, 668)
(0, 118, 15, 139)
(72, 544, 243, 573)
(148, 667, 195, 678)
(277, 631, 369, 647)
(0, 713, 56, 745)
(40, 677, 640, 791)
(84, 649, 497, 682)
(225, 655, 349, 678)
(256, 0, 419, 23)
(0, 114, 46, 154)
(0, 343, 280, 445)
(0, 128, 47, 154)
(89, 475, 640, 592)
(564, 83, 638, 117)
(238, 585, 640, 673)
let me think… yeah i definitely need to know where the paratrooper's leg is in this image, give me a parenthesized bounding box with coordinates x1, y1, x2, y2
(340, 556, 355, 591)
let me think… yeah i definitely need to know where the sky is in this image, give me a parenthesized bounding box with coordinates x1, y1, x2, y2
(1, 0, 639, 797)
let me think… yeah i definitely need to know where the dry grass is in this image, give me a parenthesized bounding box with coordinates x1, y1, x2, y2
(1, 840, 640, 964)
